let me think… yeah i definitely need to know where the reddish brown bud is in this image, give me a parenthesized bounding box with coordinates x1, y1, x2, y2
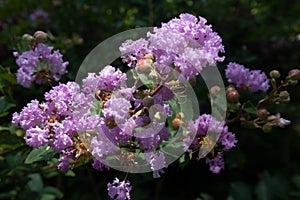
(136, 59, 153, 74)
(226, 85, 236, 93)
(257, 109, 269, 120)
(287, 69, 300, 81)
(172, 118, 183, 130)
(34, 31, 48, 42)
(227, 90, 239, 102)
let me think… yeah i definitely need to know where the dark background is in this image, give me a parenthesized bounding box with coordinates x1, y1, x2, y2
(0, 0, 300, 199)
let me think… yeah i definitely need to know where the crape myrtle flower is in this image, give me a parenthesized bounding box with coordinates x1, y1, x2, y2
(107, 178, 132, 200)
(29, 9, 49, 22)
(205, 152, 225, 174)
(184, 114, 237, 173)
(120, 13, 225, 80)
(225, 62, 270, 92)
(14, 43, 68, 87)
(97, 65, 127, 91)
(12, 81, 100, 172)
(145, 151, 167, 178)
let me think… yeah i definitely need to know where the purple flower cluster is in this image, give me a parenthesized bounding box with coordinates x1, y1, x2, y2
(205, 152, 224, 174)
(29, 9, 49, 22)
(120, 13, 224, 79)
(12, 82, 99, 171)
(146, 152, 167, 178)
(184, 114, 237, 173)
(225, 62, 270, 92)
(12, 13, 270, 200)
(14, 43, 68, 87)
(107, 178, 132, 200)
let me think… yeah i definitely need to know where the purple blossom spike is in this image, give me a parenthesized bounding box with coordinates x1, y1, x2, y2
(205, 152, 224, 174)
(30, 9, 49, 22)
(25, 127, 49, 148)
(92, 158, 109, 171)
(14, 43, 68, 87)
(218, 127, 237, 151)
(57, 149, 75, 172)
(107, 178, 132, 200)
(97, 65, 126, 91)
(225, 62, 270, 92)
(185, 114, 237, 153)
(12, 100, 46, 129)
(119, 39, 150, 67)
(146, 151, 167, 178)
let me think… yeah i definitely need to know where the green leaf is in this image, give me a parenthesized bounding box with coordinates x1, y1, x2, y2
(243, 101, 257, 115)
(0, 190, 17, 199)
(27, 173, 43, 193)
(240, 121, 260, 129)
(292, 175, 300, 190)
(25, 146, 56, 164)
(138, 73, 155, 89)
(196, 193, 214, 200)
(42, 186, 63, 199)
(255, 171, 288, 200)
(40, 194, 56, 200)
(229, 182, 252, 200)
(0, 73, 16, 85)
(65, 169, 76, 177)
(0, 96, 15, 114)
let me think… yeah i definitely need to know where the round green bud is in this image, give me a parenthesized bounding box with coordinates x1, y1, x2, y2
(22, 34, 34, 42)
(262, 124, 272, 133)
(279, 91, 290, 100)
(269, 70, 280, 79)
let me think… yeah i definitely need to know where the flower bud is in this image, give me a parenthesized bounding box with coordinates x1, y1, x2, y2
(226, 85, 236, 93)
(22, 33, 34, 42)
(16, 129, 25, 137)
(287, 69, 300, 81)
(227, 90, 239, 102)
(142, 96, 154, 107)
(176, 112, 185, 119)
(257, 109, 269, 120)
(279, 91, 290, 101)
(34, 31, 48, 42)
(269, 70, 280, 79)
(172, 118, 183, 130)
(287, 79, 298, 86)
(136, 59, 152, 74)
(262, 124, 272, 133)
